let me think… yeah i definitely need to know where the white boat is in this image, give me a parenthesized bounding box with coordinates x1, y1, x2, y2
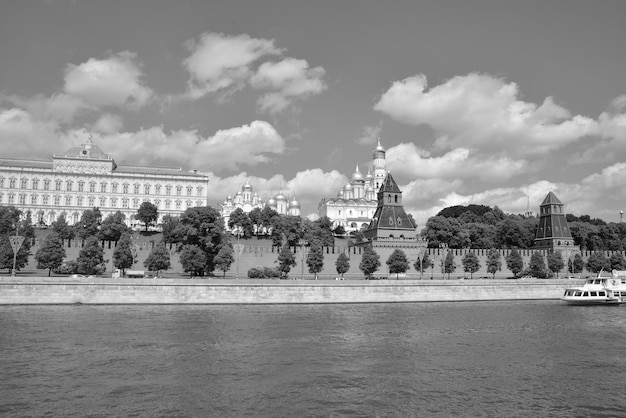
(561, 270, 626, 305)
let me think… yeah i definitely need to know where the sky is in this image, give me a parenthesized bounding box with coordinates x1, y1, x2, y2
(1, 0, 626, 226)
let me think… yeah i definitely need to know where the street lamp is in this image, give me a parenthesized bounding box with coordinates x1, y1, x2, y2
(234, 227, 244, 279)
(298, 238, 308, 280)
(416, 235, 427, 280)
(9, 217, 25, 277)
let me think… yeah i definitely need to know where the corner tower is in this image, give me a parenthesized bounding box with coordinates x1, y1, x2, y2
(533, 191, 576, 251)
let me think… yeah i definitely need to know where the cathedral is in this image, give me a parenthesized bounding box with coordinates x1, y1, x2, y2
(220, 182, 300, 230)
(318, 139, 388, 233)
(0, 136, 209, 227)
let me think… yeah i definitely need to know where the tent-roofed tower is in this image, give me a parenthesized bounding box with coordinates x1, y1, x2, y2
(533, 191, 576, 252)
(363, 173, 417, 242)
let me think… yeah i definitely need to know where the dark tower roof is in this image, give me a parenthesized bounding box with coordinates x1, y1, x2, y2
(541, 191, 562, 206)
(364, 173, 417, 240)
(534, 191, 576, 251)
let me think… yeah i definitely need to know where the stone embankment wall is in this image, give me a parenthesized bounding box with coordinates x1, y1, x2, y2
(24, 236, 597, 278)
(0, 277, 572, 304)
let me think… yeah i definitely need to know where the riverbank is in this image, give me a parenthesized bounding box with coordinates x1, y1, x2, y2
(0, 277, 575, 304)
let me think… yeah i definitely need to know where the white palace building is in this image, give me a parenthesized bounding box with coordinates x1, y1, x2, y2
(318, 139, 388, 233)
(0, 136, 209, 227)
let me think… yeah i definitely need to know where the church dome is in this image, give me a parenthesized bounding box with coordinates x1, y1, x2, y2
(242, 182, 253, 191)
(267, 197, 277, 207)
(337, 189, 345, 198)
(351, 165, 364, 182)
(275, 192, 287, 202)
(343, 183, 353, 191)
(289, 198, 300, 208)
(373, 138, 386, 159)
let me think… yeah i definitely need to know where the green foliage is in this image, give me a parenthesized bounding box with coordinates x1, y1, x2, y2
(214, 245, 234, 277)
(248, 267, 280, 278)
(303, 216, 334, 247)
(386, 249, 409, 279)
(277, 245, 296, 277)
(271, 215, 304, 247)
(570, 253, 584, 274)
(53, 260, 78, 275)
(437, 204, 493, 219)
(505, 248, 524, 277)
(99, 211, 129, 242)
(0, 207, 32, 273)
(228, 208, 254, 238)
(113, 232, 134, 274)
(359, 245, 380, 278)
(161, 215, 185, 244)
(486, 249, 502, 278)
(333, 225, 346, 236)
(76, 236, 106, 275)
(443, 251, 456, 278)
(143, 242, 171, 276)
(335, 252, 350, 277)
(248, 207, 263, 235)
(461, 252, 481, 278)
(136, 201, 158, 231)
(306, 243, 324, 278)
(609, 252, 626, 271)
(52, 214, 75, 242)
(547, 251, 565, 278)
(529, 252, 547, 278)
(179, 244, 206, 277)
(35, 232, 66, 276)
(178, 206, 227, 274)
(586, 251, 610, 273)
(74, 208, 102, 240)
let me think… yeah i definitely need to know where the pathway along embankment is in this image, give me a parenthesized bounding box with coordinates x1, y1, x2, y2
(0, 277, 575, 304)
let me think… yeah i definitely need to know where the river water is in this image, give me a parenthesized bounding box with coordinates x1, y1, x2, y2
(1, 301, 625, 417)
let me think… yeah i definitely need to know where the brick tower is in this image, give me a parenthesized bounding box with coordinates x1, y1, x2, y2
(533, 191, 576, 252)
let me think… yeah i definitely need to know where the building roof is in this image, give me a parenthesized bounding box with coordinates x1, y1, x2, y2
(0, 158, 52, 170)
(541, 191, 563, 206)
(378, 172, 402, 193)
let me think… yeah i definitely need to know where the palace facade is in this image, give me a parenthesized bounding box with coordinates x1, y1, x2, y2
(0, 136, 209, 227)
(318, 139, 388, 233)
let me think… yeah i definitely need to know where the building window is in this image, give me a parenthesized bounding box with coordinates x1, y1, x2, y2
(176, 186, 182, 196)
(123, 183, 129, 194)
(111, 197, 117, 208)
(144, 184, 150, 195)
(66, 180, 73, 191)
(187, 186, 193, 196)
(196, 200, 203, 207)
(112, 183, 118, 193)
(89, 182, 96, 193)
(133, 198, 139, 208)
(154, 199, 160, 209)
(186, 200, 192, 208)
(197, 186, 203, 195)
(165, 200, 171, 210)
(155, 184, 162, 194)
(43, 195, 49, 205)
(0, 193, 3, 203)
(44, 180, 50, 190)
(122, 198, 129, 209)
(77, 196, 84, 206)
(175, 200, 181, 209)
(134, 184, 140, 194)
(8, 193, 15, 204)
(101, 183, 107, 193)
(19, 194, 26, 205)
(78, 181, 84, 192)
(32, 179, 39, 190)
(65, 196, 72, 206)
(54, 196, 61, 205)
(0, 177, 4, 188)
(31, 194, 37, 205)
(21, 178, 28, 189)
(99, 197, 106, 207)
(55, 180, 62, 191)
(9, 178, 16, 189)
(88, 196, 95, 207)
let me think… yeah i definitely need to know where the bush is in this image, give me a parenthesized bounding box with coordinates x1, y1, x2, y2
(247, 267, 280, 278)
(53, 260, 79, 275)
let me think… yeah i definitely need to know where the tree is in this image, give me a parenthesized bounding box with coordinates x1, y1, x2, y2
(228, 208, 254, 238)
(306, 243, 324, 279)
(570, 253, 584, 274)
(277, 245, 296, 278)
(414, 252, 433, 279)
(386, 249, 409, 279)
(179, 244, 206, 277)
(144, 242, 171, 277)
(248, 207, 263, 235)
(214, 245, 234, 277)
(76, 236, 105, 275)
(547, 251, 565, 278)
(461, 252, 481, 279)
(359, 245, 381, 279)
(136, 201, 159, 231)
(506, 248, 524, 277)
(99, 211, 129, 242)
(609, 252, 626, 271)
(486, 249, 502, 279)
(161, 215, 185, 244)
(113, 232, 134, 275)
(178, 206, 228, 275)
(52, 213, 75, 243)
(335, 252, 350, 278)
(333, 225, 346, 237)
(443, 251, 456, 279)
(0, 207, 32, 274)
(586, 251, 610, 273)
(35, 232, 66, 276)
(529, 252, 547, 278)
(74, 208, 102, 240)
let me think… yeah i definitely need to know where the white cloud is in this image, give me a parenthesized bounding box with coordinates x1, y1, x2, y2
(183, 32, 282, 99)
(375, 73, 597, 156)
(387, 142, 527, 182)
(356, 124, 382, 146)
(2, 93, 87, 124)
(94, 113, 124, 134)
(64, 51, 152, 109)
(0, 107, 67, 158)
(251, 58, 326, 113)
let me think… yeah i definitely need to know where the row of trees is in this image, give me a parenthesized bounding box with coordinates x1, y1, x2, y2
(423, 204, 626, 251)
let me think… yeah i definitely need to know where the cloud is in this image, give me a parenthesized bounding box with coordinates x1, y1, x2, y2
(64, 51, 153, 109)
(356, 124, 382, 146)
(387, 142, 527, 182)
(251, 58, 326, 113)
(2, 93, 86, 124)
(0, 107, 67, 158)
(375, 73, 597, 156)
(183, 32, 282, 99)
(89, 120, 285, 173)
(94, 113, 124, 134)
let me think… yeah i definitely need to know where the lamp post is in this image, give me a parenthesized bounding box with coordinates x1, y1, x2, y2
(416, 235, 427, 280)
(298, 238, 308, 280)
(9, 214, 25, 277)
(234, 227, 244, 279)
